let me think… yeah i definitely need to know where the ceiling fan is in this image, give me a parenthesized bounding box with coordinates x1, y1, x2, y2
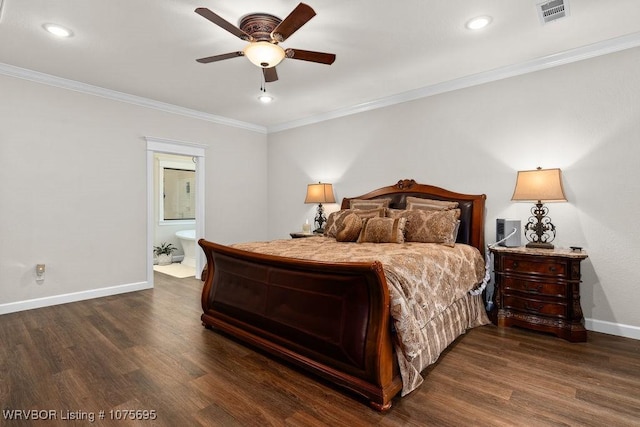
(195, 3, 336, 83)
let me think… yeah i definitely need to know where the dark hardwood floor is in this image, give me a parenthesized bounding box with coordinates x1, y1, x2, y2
(1, 272, 639, 426)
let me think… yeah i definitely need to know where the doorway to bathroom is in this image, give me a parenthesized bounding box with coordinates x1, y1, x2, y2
(154, 153, 196, 278)
(146, 137, 206, 285)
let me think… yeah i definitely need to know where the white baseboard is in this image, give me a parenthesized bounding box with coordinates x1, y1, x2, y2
(585, 318, 640, 340)
(0, 281, 152, 315)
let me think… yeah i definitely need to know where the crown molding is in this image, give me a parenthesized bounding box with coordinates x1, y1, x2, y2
(0, 62, 267, 134)
(2, 31, 639, 135)
(267, 31, 640, 133)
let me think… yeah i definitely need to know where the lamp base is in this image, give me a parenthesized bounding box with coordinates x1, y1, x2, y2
(525, 241, 554, 249)
(313, 203, 327, 235)
(523, 201, 557, 250)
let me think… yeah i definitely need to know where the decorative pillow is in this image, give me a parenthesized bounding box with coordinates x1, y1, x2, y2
(405, 196, 459, 211)
(324, 210, 350, 238)
(357, 217, 406, 244)
(324, 208, 385, 238)
(385, 208, 406, 218)
(335, 213, 363, 242)
(349, 198, 392, 210)
(354, 207, 386, 219)
(401, 209, 461, 246)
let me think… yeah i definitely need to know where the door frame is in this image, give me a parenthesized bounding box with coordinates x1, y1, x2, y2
(146, 137, 207, 284)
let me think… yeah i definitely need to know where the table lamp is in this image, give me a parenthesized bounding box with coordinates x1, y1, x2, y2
(511, 167, 567, 249)
(304, 182, 336, 234)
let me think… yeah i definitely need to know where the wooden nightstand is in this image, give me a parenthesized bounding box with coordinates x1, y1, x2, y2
(490, 246, 588, 342)
(289, 232, 319, 238)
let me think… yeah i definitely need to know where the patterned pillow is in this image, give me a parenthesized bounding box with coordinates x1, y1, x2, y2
(405, 196, 459, 211)
(324, 208, 385, 238)
(401, 209, 461, 246)
(357, 217, 406, 244)
(385, 208, 406, 218)
(354, 207, 386, 219)
(335, 213, 363, 242)
(349, 198, 392, 210)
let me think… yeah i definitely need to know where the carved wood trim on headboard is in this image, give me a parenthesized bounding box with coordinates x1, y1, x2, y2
(395, 179, 416, 189)
(340, 179, 486, 255)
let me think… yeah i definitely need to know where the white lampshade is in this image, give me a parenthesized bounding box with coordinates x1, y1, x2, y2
(511, 168, 567, 202)
(304, 183, 336, 204)
(243, 41, 285, 68)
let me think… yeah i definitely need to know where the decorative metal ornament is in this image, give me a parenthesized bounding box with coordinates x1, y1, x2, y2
(313, 203, 327, 234)
(239, 13, 282, 41)
(524, 202, 556, 249)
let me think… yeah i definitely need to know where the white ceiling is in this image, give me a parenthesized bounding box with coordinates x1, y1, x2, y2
(1, 0, 640, 132)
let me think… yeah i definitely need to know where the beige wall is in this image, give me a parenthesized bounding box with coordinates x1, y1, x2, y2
(1, 45, 638, 338)
(267, 47, 640, 337)
(0, 74, 267, 309)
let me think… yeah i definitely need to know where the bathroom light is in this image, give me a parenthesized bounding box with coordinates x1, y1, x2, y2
(43, 23, 74, 38)
(466, 16, 492, 30)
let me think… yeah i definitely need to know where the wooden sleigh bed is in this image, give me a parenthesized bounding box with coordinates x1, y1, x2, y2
(198, 179, 488, 411)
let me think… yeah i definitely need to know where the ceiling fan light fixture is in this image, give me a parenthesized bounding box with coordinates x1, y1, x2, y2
(243, 41, 285, 68)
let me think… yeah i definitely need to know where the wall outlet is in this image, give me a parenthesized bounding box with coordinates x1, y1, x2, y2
(36, 264, 45, 282)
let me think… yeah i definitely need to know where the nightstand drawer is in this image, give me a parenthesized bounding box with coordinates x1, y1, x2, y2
(503, 295, 567, 318)
(503, 258, 566, 277)
(502, 277, 567, 298)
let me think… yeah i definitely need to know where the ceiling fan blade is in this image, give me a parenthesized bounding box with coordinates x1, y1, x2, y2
(285, 49, 336, 65)
(263, 67, 279, 83)
(195, 7, 253, 41)
(271, 3, 316, 42)
(196, 51, 244, 64)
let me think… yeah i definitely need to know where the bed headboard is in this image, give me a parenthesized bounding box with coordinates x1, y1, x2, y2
(341, 179, 486, 255)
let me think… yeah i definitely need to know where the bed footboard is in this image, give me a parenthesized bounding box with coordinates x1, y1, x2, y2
(198, 239, 402, 411)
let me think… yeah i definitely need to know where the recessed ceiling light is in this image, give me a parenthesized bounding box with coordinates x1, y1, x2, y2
(258, 94, 273, 103)
(465, 16, 492, 30)
(42, 23, 74, 38)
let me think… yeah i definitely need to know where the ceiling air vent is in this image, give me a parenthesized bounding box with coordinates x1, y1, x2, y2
(537, 0, 570, 25)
